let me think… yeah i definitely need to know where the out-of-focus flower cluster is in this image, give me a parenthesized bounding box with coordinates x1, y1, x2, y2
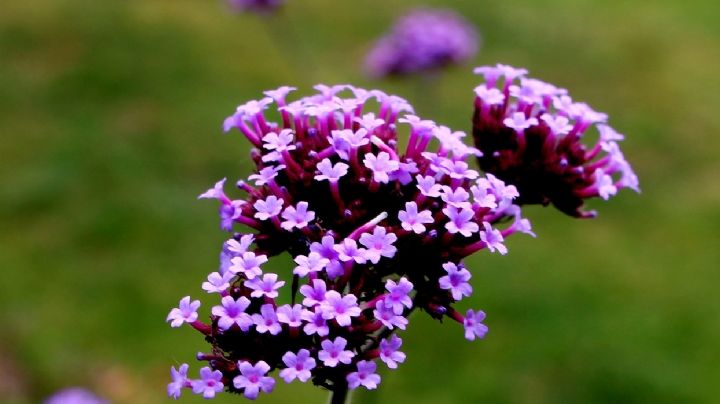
(365, 8, 479, 78)
(227, 0, 283, 14)
(471, 64, 640, 217)
(45, 388, 107, 404)
(167, 84, 535, 399)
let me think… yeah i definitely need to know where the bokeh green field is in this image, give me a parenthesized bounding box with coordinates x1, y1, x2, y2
(1, 0, 719, 402)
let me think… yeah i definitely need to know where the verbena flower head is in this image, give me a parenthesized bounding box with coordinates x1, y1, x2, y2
(168, 84, 534, 399)
(471, 64, 640, 217)
(227, 0, 283, 14)
(366, 8, 479, 77)
(44, 388, 108, 404)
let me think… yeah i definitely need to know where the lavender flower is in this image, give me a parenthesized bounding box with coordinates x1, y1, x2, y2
(233, 361, 275, 400)
(168, 364, 189, 399)
(346, 360, 381, 390)
(438, 262, 473, 301)
(227, 0, 283, 14)
(168, 85, 535, 400)
(166, 296, 200, 328)
(279, 349, 316, 383)
(471, 64, 640, 217)
(319, 337, 355, 367)
(45, 388, 108, 404)
(379, 335, 406, 369)
(191, 367, 224, 399)
(366, 8, 479, 77)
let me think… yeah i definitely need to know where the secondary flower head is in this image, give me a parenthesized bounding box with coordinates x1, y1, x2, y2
(366, 8, 479, 77)
(471, 64, 640, 217)
(169, 84, 535, 400)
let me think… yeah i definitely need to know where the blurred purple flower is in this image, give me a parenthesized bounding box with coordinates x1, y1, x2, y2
(45, 388, 107, 404)
(366, 8, 479, 77)
(227, 0, 283, 14)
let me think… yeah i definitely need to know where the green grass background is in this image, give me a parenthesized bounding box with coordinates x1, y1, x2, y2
(1, 0, 718, 402)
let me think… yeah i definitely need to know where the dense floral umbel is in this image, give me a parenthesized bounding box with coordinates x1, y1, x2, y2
(227, 0, 283, 13)
(167, 85, 534, 400)
(471, 64, 639, 217)
(365, 8, 478, 77)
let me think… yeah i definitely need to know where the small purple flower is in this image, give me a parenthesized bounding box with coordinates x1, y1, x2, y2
(279, 349, 316, 383)
(364, 152, 399, 184)
(540, 113, 573, 136)
(443, 206, 479, 237)
(474, 86, 505, 105)
(398, 202, 434, 234)
(167, 296, 200, 328)
(438, 262, 473, 301)
(225, 234, 254, 255)
(347, 360, 381, 390)
(248, 165, 285, 186)
(301, 307, 330, 336)
(373, 300, 408, 330)
(503, 112, 539, 132)
(246, 273, 285, 299)
(593, 168, 618, 200)
(321, 290, 361, 326)
(463, 309, 488, 341)
(416, 175, 443, 197)
(334, 238, 367, 264)
(280, 201, 315, 230)
(293, 252, 330, 277)
(167, 363, 189, 399)
(276, 304, 303, 327)
(318, 337, 355, 367)
(439, 160, 479, 180)
(252, 304, 282, 335)
(315, 158, 349, 182)
(191, 367, 224, 399)
(233, 361, 275, 400)
(441, 186, 472, 209)
(479, 222, 507, 255)
(359, 226, 397, 264)
(365, 8, 478, 77)
(299, 279, 327, 307)
(379, 335, 406, 369)
(198, 178, 227, 201)
(253, 196, 284, 221)
(202, 271, 233, 294)
(262, 130, 295, 153)
(310, 235, 344, 278)
(212, 296, 253, 331)
(384, 277, 413, 314)
(229, 252, 268, 279)
(45, 388, 108, 404)
(227, 0, 283, 14)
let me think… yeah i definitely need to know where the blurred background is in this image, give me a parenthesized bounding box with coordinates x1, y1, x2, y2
(1, 0, 719, 402)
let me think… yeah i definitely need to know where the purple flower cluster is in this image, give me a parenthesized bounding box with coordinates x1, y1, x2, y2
(471, 64, 640, 217)
(365, 8, 479, 77)
(167, 84, 535, 399)
(45, 388, 107, 404)
(227, 0, 283, 14)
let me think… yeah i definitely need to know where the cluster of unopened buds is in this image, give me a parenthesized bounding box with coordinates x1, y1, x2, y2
(167, 65, 637, 400)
